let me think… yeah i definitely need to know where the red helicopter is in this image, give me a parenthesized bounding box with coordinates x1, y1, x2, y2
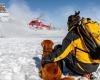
(29, 15, 51, 30)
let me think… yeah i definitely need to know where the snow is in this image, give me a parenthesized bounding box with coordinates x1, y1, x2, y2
(0, 12, 10, 22)
(0, 13, 10, 17)
(0, 30, 66, 80)
(0, 33, 99, 80)
(0, 38, 42, 80)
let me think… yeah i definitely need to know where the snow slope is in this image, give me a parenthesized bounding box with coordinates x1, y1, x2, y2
(0, 29, 67, 80)
(0, 31, 100, 80)
(0, 38, 53, 80)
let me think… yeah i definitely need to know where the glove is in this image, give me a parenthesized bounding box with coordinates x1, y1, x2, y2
(54, 44, 62, 51)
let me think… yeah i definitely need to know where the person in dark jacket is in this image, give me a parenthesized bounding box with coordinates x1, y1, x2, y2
(42, 11, 99, 79)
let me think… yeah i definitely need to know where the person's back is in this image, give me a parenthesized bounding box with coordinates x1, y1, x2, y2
(53, 12, 100, 79)
(42, 11, 100, 79)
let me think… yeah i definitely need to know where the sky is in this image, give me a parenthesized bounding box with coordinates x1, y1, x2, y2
(0, 0, 100, 28)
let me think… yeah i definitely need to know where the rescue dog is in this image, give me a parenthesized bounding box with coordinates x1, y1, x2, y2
(40, 40, 62, 80)
(40, 40, 75, 80)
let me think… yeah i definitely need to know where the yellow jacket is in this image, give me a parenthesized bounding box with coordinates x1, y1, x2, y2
(54, 27, 100, 64)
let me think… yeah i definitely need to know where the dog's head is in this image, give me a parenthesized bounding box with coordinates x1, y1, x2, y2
(41, 40, 54, 56)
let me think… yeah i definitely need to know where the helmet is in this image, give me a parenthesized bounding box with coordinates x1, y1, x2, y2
(67, 11, 80, 31)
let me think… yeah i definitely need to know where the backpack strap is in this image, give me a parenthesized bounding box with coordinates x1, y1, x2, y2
(76, 47, 90, 54)
(77, 25, 97, 51)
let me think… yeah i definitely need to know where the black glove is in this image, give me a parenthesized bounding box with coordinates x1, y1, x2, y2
(54, 44, 62, 51)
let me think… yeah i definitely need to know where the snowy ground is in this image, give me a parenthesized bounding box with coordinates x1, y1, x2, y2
(0, 29, 65, 80)
(0, 30, 100, 80)
(0, 38, 42, 80)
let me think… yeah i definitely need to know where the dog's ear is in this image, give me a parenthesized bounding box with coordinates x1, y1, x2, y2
(41, 41, 44, 47)
(51, 41, 54, 47)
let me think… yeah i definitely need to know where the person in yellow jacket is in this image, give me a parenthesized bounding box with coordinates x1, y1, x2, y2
(42, 12, 99, 79)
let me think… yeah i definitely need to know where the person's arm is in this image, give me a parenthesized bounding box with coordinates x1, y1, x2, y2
(54, 41, 74, 62)
(53, 31, 79, 62)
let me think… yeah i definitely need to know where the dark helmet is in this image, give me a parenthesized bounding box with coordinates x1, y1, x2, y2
(67, 11, 80, 31)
